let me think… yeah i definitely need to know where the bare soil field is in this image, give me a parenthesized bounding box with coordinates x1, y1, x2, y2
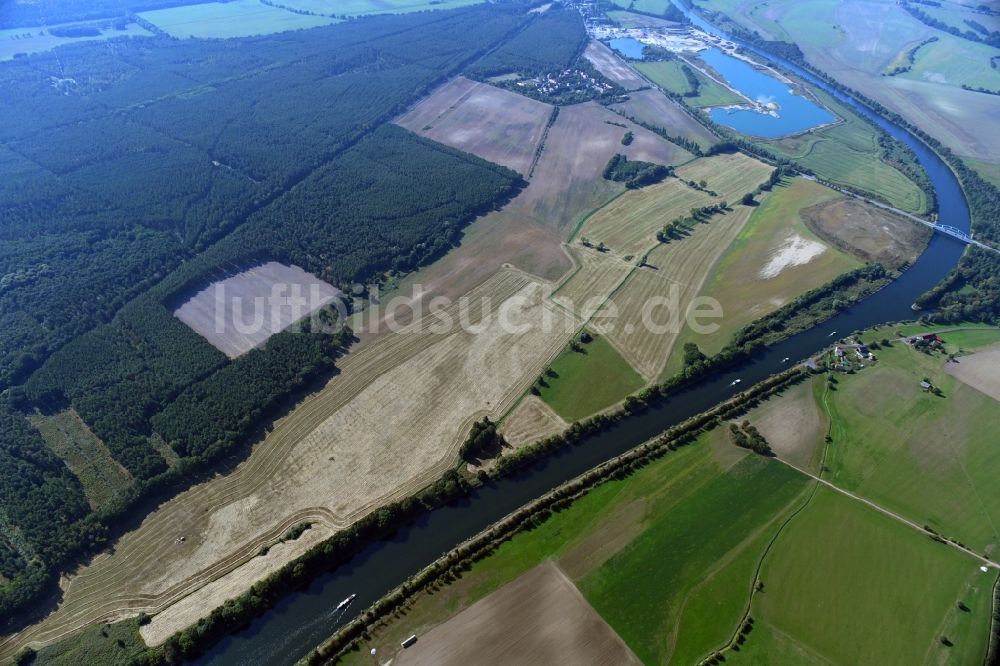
(610, 88, 718, 150)
(746, 378, 826, 473)
(500, 396, 567, 447)
(552, 245, 634, 321)
(511, 101, 693, 232)
(584, 40, 647, 91)
(945, 344, 1000, 403)
(0, 269, 578, 659)
(395, 77, 553, 175)
(173, 261, 340, 358)
(29, 409, 132, 510)
(801, 196, 929, 268)
(596, 205, 754, 380)
(393, 562, 641, 666)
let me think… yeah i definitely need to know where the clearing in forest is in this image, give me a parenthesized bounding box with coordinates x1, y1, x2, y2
(395, 77, 553, 175)
(393, 562, 641, 666)
(172, 261, 341, 358)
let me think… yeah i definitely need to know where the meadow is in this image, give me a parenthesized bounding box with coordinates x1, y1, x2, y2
(342, 431, 811, 665)
(662, 178, 860, 377)
(275, 0, 483, 16)
(0, 22, 152, 60)
(536, 332, 645, 422)
(138, 0, 337, 38)
(821, 341, 1000, 556)
(635, 59, 745, 108)
(734, 487, 995, 665)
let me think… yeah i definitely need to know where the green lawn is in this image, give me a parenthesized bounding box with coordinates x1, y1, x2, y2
(635, 59, 744, 108)
(732, 487, 995, 665)
(893, 323, 1000, 355)
(822, 342, 1000, 555)
(536, 332, 645, 422)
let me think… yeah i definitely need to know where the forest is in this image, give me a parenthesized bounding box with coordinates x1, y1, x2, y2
(0, 4, 527, 624)
(466, 7, 588, 78)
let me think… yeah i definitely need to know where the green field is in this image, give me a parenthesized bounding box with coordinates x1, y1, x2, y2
(894, 323, 1000, 353)
(822, 341, 1000, 555)
(764, 89, 928, 213)
(275, 0, 483, 16)
(662, 177, 860, 379)
(138, 0, 337, 38)
(536, 332, 645, 422)
(33, 618, 145, 666)
(345, 431, 811, 665)
(0, 22, 152, 61)
(635, 59, 745, 108)
(732, 487, 995, 665)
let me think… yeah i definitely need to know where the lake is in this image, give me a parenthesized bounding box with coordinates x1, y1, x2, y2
(609, 37, 646, 60)
(699, 47, 836, 137)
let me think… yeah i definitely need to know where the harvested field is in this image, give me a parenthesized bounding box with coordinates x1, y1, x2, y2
(393, 562, 641, 666)
(744, 377, 826, 473)
(610, 88, 718, 150)
(500, 396, 567, 447)
(510, 102, 692, 232)
(552, 246, 634, 321)
(0, 269, 577, 659)
(29, 409, 132, 510)
(584, 40, 647, 91)
(395, 77, 552, 175)
(801, 196, 929, 268)
(579, 179, 714, 259)
(596, 205, 754, 380)
(945, 343, 1000, 403)
(173, 261, 340, 358)
(579, 152, 769, 260)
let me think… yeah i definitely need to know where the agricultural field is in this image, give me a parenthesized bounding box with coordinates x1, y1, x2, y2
(800, 195, 930, 268)
(635, 58, 745, 108)
(535, 332, 645, 422)
(393, 562, 641, 666)
(28, 409, 131, 510)
(342, 430, 811, 666)
(763, 88, 929, 213)
(663, 178, 863, 376)
(274, 0, 483, 16)
(395, 77, 553, 175)
(137, 0, 338, 38)
(747, 376, 826, 473)
(821, 339, 1000, 555)
(610, 88, 719, 151)
(0, 269, 578, 658)
(172, 262, 341, 358)
(945, 343, 1000, 401)
(0, 22, 152, 61)
(597, 204, 755, 380)
(579, 151, 772, 259)
(584, 40, 648, 91)
(733, 487, 995, 665)
(551, 246, 634, 321)
(32, 617, 146, 666)
(499, 396, 566, 448)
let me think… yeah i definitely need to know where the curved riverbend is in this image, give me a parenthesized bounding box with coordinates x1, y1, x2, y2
(199, 10, 970, 666)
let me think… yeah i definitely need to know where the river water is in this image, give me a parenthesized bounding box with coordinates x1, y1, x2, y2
(198, 7, 970, 665)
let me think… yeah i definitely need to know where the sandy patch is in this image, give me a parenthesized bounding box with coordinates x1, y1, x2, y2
(393, 562, 640, 666)
(945, 344, 1000, 403)
(173, 261, 340, 358)
(759, 233, 826, 279)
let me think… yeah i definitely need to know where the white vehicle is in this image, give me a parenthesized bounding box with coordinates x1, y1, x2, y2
(336, 593, 357, 610)
(781, 357, 790, 363)
(730, 378, 742, 386)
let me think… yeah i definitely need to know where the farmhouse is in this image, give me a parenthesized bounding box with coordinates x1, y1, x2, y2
(856, 345, 871, 359)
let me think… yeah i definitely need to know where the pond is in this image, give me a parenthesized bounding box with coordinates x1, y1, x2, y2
(699, 47, 836, 137)
(609, 37, 646, 60)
